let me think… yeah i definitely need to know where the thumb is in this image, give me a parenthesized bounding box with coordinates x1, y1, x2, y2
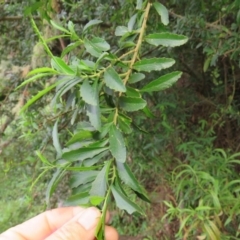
(46, 207, 101, 240)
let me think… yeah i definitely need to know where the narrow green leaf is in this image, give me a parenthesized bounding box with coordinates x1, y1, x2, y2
(104, 67, 126, 92)
(109, 125, 126, 163)
(52, 120, 62, 158)
(128, 73, 145, 84)
(20, 81, 60, 112)
(90, 162, 110, 197)
(50, 20, 70, 34)
(67, 131, 93, 146)
(140, 71, 182, 92)
(80, 79, 98, 106)
(126, 87, 141, 98)
(27, 67, 58, 76)
(83, 19, 103, 32)
(128, 14, 137, 31)
(116, 162, 150, 202)
(133, 58, 175, 72)
(115, 26, 129, 36)
(111, 184, 144, 215)
(119, 96, 146, 112)
(70, 171, 99, 188)
(62, 147, 108, 162)
(153, 2, 169, 25)
(86, 104, 101, 131)
(46, 167, 67, 205)
(61, 41, 82, 58)
(145, 33, 188, 47)
(64, 192, 90, 206)
(16, 73, 54, 90)
(51, 57, 75, 75)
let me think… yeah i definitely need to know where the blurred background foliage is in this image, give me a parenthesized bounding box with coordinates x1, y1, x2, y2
(1, 0, 240, 239)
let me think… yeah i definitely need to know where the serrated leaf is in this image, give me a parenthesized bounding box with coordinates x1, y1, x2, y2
(153, 2, 169, 25)
(27, 67, 58, 76)
(118, 114, 132, 134)
(86, 103, 101, 131)
(126, 87, 141, 98)
(62, 147, 108, 162)
(119, 96, 146, 112)
(133, 58, 175, 72)
(116, 162, 150, 202)
(90, 162, 110, 197)
(145, 33, 188, 47)
(115, 26, 129, 36)
(140, 71, 182, 92)
(70, 171, 99, 188)
(128, 73, 145, 84)
(104, 67, 126, 92)
(111, 184, 144, 215)
(80, 79, 98, 106)
(83, 19, 103, 32)
(109, 125, 126, 163)
(52, 120, 62, 158)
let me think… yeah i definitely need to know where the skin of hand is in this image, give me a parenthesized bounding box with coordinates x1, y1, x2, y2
(0, 206, 118, 240)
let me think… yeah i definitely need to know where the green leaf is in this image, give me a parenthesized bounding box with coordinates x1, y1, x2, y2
(83, 19, 103, 32)
(90, 196, 105, 206)
(64, 192, 90, 206)
(86, 104, 101, 131)
(140, 71, 182, 92)
(27, 67, 58, 76)
(67, 131, 94, 146)
(119, 96, 147, 112)
(52, 120, 62, 158)
(118, 113, 132, 134)
(62, 147, 108, 162)
(126, 87, 141, 98)
(90, 161, 110, 197)
(128, 73, 145, 84)
(145, 33, 188, 47)
(111, 184, 144, 215)
(115, 26, 129, 36)
(136, 0, 143, 10)
(116, 162, 150, 202)
(80, 79, 98, 106)
(153, 2, 169, 25)
(109, 125, 126, 163)
(51, 57, 75, 75)
(70, 171, 99, 188)
(46, 167, 67, 205)
(50, 20, 70, 34)
(16, 73, 55, 90)
(84, 37, 110, 57)
(133, 58, 175, 72)
(104, 67, 126, 92)
(128, 14, 137, 31)
(20, 81, 61, 112)
(61, 41, 82, 58)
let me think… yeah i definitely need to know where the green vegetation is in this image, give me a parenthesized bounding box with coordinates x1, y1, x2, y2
(1, 0, 240, 239)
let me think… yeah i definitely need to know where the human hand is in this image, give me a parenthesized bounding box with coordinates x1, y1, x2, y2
(0, 206, 118, 240)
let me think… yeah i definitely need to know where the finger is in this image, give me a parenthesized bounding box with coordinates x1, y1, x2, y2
(105, 226, 119, 240)
(46, 207, 101, 240)
(0, 207, 85, 240)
